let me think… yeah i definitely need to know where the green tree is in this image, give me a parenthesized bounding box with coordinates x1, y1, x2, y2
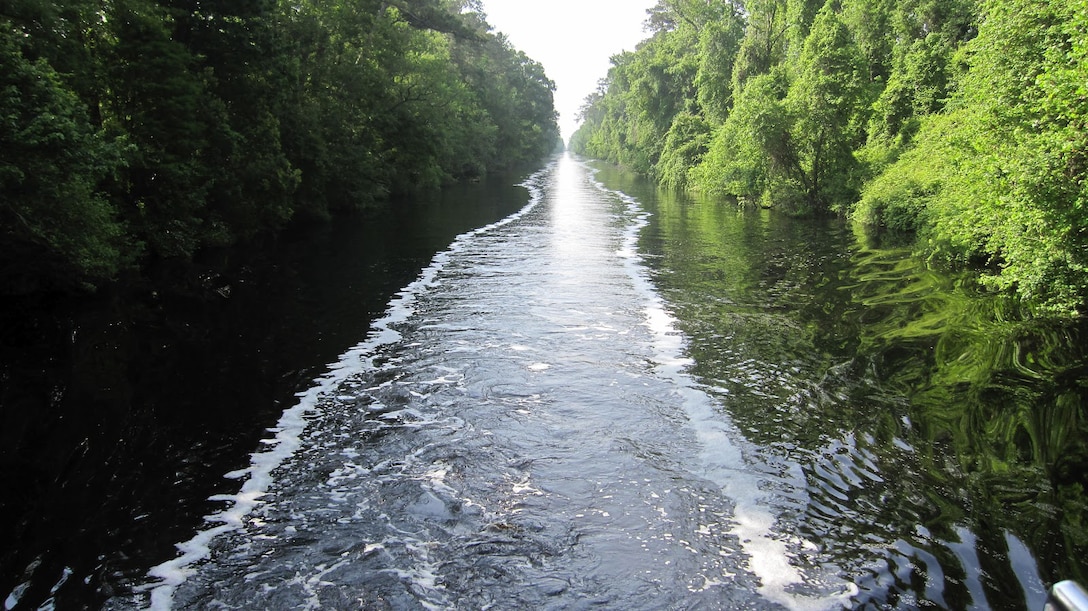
(841, 0, 895, 81)
(694, 9, 745, 123)
(572, 0, 719, 176)
(857, 0, 1088, 315)
(783, 2, 869, 211)
(2, 0, 559, 294)
(164, 0, 301, 242)
(691, 68, 792, 201)
(104, 0, 222, 257)
(657, 111, 713, 189)
(0, 25, 128, 290)
(850, 0, 976, 189)
(693, 3, 868, 212)
(785, 0, 825, 57)
(730, 0, 789, 92)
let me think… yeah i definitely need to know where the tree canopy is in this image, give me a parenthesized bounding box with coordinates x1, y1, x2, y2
(1, 0, 560, 293)
(573, 0, 1088, 316)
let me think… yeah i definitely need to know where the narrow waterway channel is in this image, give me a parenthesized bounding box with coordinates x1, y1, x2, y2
(127, 153, 857, 610)
(6, 154, 1087, 610)
(132, 154, 1088, 609)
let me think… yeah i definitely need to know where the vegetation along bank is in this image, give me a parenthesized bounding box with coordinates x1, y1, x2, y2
(572, 0, 1087, 317)
(1, 0, 561, 296)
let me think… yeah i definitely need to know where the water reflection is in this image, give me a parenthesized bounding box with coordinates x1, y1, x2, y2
(0, 173, 533, 608)
(592, 162, 1088, 610)
(550, 155, 612, 284)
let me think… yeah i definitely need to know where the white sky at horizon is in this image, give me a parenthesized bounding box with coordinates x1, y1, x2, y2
(480, 0, 658, 142)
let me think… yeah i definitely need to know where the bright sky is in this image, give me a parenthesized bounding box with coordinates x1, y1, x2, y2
(480, 0, 658, 142)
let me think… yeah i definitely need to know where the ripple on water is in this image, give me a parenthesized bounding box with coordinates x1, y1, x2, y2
(135, 157, 865, 611)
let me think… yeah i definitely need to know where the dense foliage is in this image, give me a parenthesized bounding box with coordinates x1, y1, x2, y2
(572, 0, 1088, 316)
(1, 0, 559, 293)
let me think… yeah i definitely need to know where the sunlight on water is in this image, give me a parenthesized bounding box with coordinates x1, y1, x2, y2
(130, 154, 859, 610)
(138, 165, 553, 610)
(119, 154, 1086, 610)
(587, 161, 856, 610)
(549, 155, 598, 265)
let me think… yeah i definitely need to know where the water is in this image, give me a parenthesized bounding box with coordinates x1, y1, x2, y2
(0, 176, 530, 609)
(6, 154, 1087, 609)
(596, 163, 1088, 609)
(109, 155, 852, 609)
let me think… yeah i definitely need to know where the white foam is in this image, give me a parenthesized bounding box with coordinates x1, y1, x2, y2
(4, 581, 28, 611)
(582, 159, 854, 610)
(141, 162, 556, 610)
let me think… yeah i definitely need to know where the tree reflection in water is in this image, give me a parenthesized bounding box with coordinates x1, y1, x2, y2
(595, 161, 1088, 610)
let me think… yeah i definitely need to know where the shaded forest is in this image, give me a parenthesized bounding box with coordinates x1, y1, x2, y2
(1, 0, 560, 295)
(572, 0, 1087, 317)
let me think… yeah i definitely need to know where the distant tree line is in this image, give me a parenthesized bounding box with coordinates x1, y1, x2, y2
(572, 0, 1087, 316)
(1, 0, 560, 294)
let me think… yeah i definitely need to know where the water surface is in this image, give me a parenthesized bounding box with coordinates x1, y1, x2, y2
(16, 154, 1084, 610)
(0, 175, 530, 609)
(599, 163, 1088, 609)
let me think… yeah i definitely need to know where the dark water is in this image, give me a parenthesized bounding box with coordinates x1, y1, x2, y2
(5, 155, 1087, 610)
(0, 175, 531, 609)
(593, 163, 1088, 609)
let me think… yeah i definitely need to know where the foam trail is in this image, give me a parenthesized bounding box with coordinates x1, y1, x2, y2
(582, 158, 854, 610)
(141, 162, 554, 610)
